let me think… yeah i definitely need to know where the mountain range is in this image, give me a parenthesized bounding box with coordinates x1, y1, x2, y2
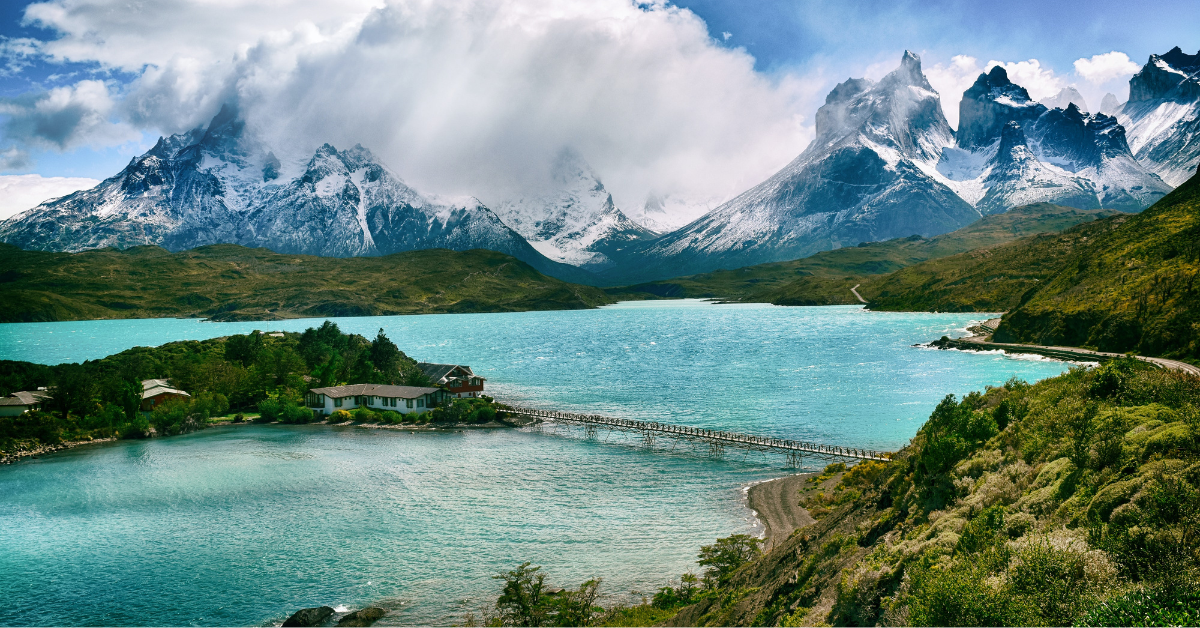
(2, 47, 1197, 286)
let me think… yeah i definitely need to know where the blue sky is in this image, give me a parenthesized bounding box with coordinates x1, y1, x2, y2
(0, 0, 1197, 218)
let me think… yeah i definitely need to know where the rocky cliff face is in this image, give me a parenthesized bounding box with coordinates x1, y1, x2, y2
(1119, 47, 1200, 186)
(0, 106, 593, 283)
(615, 51, 978, 281)
(935, 67, 1169, 215)
(492, 150, 657, 271)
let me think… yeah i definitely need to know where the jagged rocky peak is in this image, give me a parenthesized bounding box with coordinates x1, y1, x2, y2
(1129, 46, 1200, 102)
(813, 50, 952, 162)
(1099, 93, 1124, 115)
(1031, 104, 1129, 170)
(1040, 87, 1089, 113)
(958, 65, 1044, 149)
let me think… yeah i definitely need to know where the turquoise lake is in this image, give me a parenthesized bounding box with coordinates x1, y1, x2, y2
(0, 302, 1078, 625)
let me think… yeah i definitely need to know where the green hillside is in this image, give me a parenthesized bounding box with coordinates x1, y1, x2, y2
(845, 170, 1200, 360)
(644, 360, 1200, 626)
(610, 204, 1116, 303)
(0, 244, 614, 323)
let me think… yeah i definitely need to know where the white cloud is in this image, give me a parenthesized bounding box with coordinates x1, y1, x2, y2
(984, 59, 1066, 101)
(1074, 51, 1140, 84)
(925, 55, 983, 130)
(15, 0, 818, 217)
(0, 174, 99, 220)
(1, 79, 140, 149)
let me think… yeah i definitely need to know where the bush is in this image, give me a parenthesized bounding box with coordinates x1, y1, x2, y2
(353, 407, 379, 423)
(1078, 586, 1200, 627)
(256, 398, 282, 422)
(380, 410, 402, 424)
(329, 409, 352, 422)
(698, 534, 763, 589)
(279, 403, 313, 424)
(428, 397, 502, 424)
(149, 397, 206, 436)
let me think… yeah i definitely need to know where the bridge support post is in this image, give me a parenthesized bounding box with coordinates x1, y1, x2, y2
(585, 425, 597, 439)
(708, 442, 724, 457)
(643, 431, 655, 447)
(786, 451, 803, 468)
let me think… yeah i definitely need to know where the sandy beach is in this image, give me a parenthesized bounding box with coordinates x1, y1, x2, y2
(747, 473, 816, 550)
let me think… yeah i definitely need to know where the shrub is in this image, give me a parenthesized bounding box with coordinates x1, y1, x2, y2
(256, 398, 282, 422)
(352, 407, 379, 423)
(1078, 586, 1200, 627)
(279, 403, 313, 424)
(380, 410, 402, 424)
(698, 534, 762, 589)
(329, 409, 352, 422)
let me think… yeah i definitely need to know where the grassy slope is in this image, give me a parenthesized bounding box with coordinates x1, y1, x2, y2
(661, 361, 1200, 627)
(609, 204, 1116, 303)
(848, 172, 1200, 360)
(0, 244, 615, 322)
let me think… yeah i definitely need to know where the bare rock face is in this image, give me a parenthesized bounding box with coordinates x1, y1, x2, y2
(282, 606, 334, 627)
(1119, 47, 1200, 186)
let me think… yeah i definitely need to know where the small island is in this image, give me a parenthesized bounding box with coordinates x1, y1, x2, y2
(0, 322, 512, 463)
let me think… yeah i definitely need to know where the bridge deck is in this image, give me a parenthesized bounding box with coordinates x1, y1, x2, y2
(506, 406, 891, 462)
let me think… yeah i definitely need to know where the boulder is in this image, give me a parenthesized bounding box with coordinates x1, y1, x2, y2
(282, 606, 335, 627)
(336, 607, 386, 627)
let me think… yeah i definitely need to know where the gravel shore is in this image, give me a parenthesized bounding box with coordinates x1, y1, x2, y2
(746, 473, 816, 550)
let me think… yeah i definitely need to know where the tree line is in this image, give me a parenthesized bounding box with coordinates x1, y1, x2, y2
(1, 321, 501, 456)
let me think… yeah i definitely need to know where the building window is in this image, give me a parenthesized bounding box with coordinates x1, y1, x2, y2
(406, 399, 413, 408)
(390, 398, 396, 407)
(335, 398, 342, 407)
(417, 398, 424, 408)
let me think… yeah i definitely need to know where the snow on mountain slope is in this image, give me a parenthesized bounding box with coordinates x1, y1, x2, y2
(614, 51, 978, 281)
(492, 150, 657, 271)
(931, 67, 1169, 214)
(0, 106, 595, 283)
(1118, 47, 1200, 186)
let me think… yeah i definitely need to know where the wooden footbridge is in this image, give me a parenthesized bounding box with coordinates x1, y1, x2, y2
(505, 406, 892, 465)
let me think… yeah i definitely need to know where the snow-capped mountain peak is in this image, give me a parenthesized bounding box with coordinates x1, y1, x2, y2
(492, 149, 656, 271)
(0, 106, 593, 283)
(1040, 87, 1089, 113)
(1119, 47, 1200, 186)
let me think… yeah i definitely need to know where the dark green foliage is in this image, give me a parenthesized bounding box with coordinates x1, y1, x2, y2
(428, 396, 503, 424)
(697, 534, 763, 589)
(910, 394, 998, 509)
(956, 505, 1006, 554)
(0, 323, 440, 455)
(224, 331, 263, 367)
(489, 563, 604, 627)
(0, 244, 613, 323)
(651, 574, 698, 610)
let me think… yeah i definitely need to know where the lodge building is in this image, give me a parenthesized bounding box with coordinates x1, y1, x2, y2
(417, 363, 486, 398)
(305, 384, 448, 417)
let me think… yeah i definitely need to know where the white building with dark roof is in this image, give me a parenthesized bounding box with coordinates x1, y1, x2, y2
(417, 363, 486, 398)
(0, 389, 51, 417)
(306, 384, 447, 417)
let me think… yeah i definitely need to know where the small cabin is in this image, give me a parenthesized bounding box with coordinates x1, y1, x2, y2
(306, 384, 448, 417)
(141, 379, 191, 411)
(417, 363, 486, 398)
(0, 389, 50, 417)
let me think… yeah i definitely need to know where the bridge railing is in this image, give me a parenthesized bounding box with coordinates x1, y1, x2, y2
(504, 405, 890, 461)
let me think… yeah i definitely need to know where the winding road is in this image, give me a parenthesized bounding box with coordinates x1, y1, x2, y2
(951, 318, 1200, 377)
(850, 283, 867, 304)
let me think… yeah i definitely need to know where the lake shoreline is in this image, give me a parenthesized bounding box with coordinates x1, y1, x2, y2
(746, 473, 818, 550)
(0, 435, 117, 465)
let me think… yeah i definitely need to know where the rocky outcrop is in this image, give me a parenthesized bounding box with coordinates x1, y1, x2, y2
(336, 607, 386, 627)
(282, 606, 334, 627)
